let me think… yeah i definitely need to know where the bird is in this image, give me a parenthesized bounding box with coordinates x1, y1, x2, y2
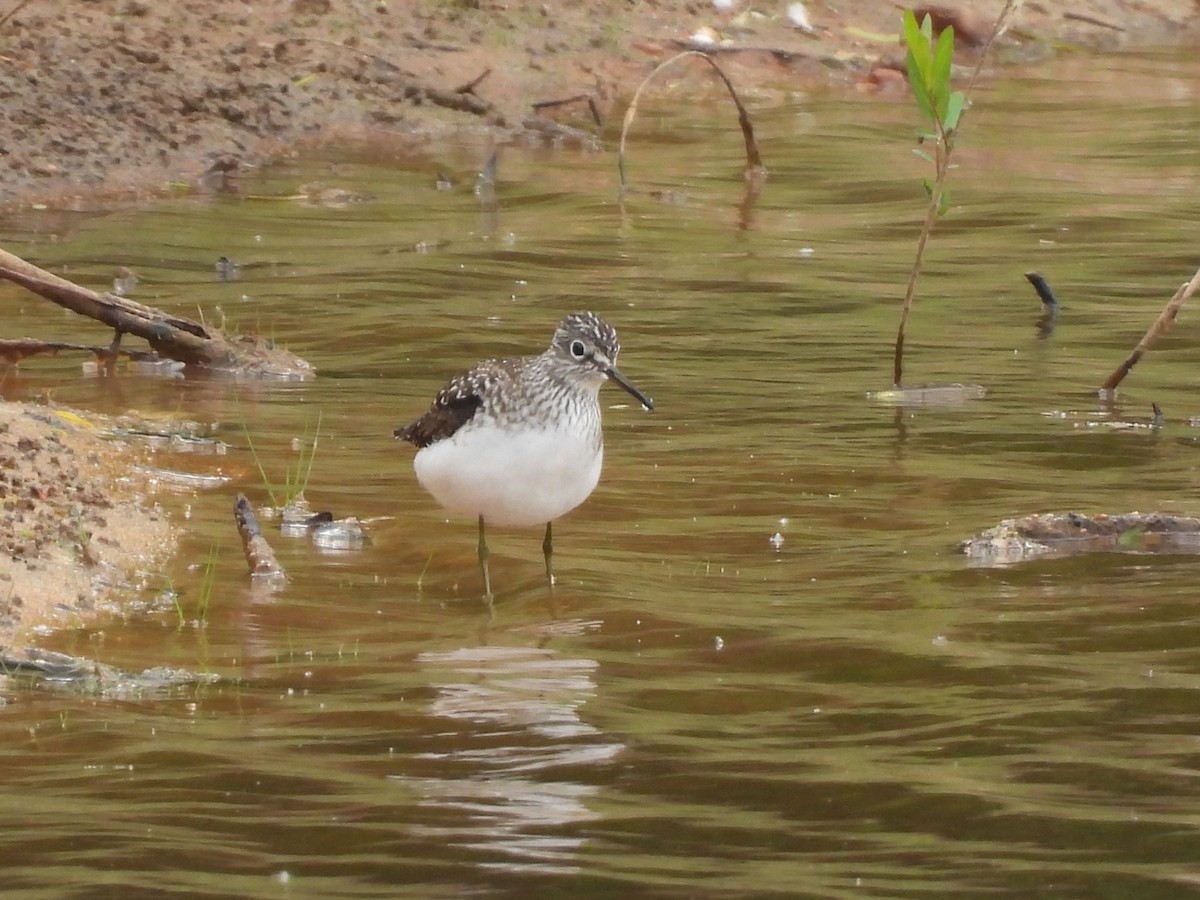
(395, 312, 653, 601)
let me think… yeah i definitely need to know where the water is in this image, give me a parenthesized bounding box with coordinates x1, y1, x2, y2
(3, 50, 1200, 898)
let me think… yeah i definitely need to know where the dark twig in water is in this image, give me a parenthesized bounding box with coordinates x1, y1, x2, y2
(1025, 271, 1061, 310)
(234, 494, 286, 579)
(1027, 271, 1061, 338)
(618, 50, 765, 191)
(1100, 264, 1200, 394)
(0, 338, 158, 367)
(1151, 403, 1165, 429)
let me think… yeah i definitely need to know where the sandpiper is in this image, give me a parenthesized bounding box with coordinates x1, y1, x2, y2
(395, 312, 653, 600)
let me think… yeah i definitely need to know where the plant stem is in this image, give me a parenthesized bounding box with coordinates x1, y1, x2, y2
(894, 130, 950, 388)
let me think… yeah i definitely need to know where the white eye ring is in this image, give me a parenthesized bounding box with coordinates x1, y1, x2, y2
(570, 339, 586, 359)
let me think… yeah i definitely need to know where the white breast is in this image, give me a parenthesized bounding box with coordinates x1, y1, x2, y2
(413, 422, 604, 526)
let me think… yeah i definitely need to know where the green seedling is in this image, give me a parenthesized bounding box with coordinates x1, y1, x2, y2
(893, 10, 966, 388)
(892, 2, 1017, 388)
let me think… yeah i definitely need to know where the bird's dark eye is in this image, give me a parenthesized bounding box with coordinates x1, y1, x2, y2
(570, 340, 587, 359)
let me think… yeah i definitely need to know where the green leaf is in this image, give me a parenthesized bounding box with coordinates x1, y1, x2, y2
(937, 188, 951, 217)
(931, 28, 955, 119)
(944, 91, 967, 131)
(932, 27, 954, 92)
(904, 53, 936, 124)
(901, 10, 932, 88)
(912, 148, 934, 163)
(922, 178, 933, 199)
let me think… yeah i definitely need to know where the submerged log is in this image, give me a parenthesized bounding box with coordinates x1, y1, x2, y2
(0, 247, 314, 380)
(962, 511, 1200, 565)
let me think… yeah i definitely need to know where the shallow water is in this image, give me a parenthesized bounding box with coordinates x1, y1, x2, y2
(4, 50, 1200, 898)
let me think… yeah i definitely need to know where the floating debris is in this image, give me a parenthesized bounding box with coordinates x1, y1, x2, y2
(867, 383, 987, 406)
(215, 256, 240, 281)
(279, 496, 318, 537)
(962, 511, 1200, 565)
(312, 518, 366, 551)
(0, 646, 218, 695)
(1042, 405, 1164, 432)
(136, 466, 231, 490)
(112, 266, 139, 297)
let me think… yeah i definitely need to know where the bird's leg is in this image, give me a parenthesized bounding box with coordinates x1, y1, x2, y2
(543, 521, 555, 587)
(478, 514, 494, 604)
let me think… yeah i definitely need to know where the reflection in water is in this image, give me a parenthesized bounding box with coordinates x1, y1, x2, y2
(396, 641, 622, 874)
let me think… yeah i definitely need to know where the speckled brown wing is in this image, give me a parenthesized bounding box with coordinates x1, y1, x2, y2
(394, 370, 487, 449)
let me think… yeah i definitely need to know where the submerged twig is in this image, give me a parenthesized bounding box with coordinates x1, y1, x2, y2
(618, 50, 765, 190)
(0, 338, 159, 367)
(1101, 263, 1200, 394)
(234, 494, 286, 579)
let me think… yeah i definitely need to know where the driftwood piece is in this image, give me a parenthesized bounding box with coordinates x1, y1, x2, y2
(235, 494, 286, 579)
(962, 511, 1200, 565)
(1101, 264, 1200, 393)
(0, 246, 314, 379)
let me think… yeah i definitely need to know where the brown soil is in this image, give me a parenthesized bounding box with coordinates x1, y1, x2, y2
(0, 0, 1197, 648)
(0, 401, 174, 648)
(2, 0, 1197, 209)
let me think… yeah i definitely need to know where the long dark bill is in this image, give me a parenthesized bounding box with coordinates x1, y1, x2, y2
(606, 365, 654, 411)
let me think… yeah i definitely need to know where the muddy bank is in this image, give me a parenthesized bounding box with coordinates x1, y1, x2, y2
(2, 0, 1197, 210)
(0, 401, 175, 648)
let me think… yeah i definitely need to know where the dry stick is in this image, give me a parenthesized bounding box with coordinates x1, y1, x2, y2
(0, 246, 313, 378)
(286, 36, 501, 122)
(618, 50, 765, 191)
(1100, 264, 1200, 393)
(234, 494, 286, 579)
(454, 68, 492, 95)
(893, 0, 1020, 388)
